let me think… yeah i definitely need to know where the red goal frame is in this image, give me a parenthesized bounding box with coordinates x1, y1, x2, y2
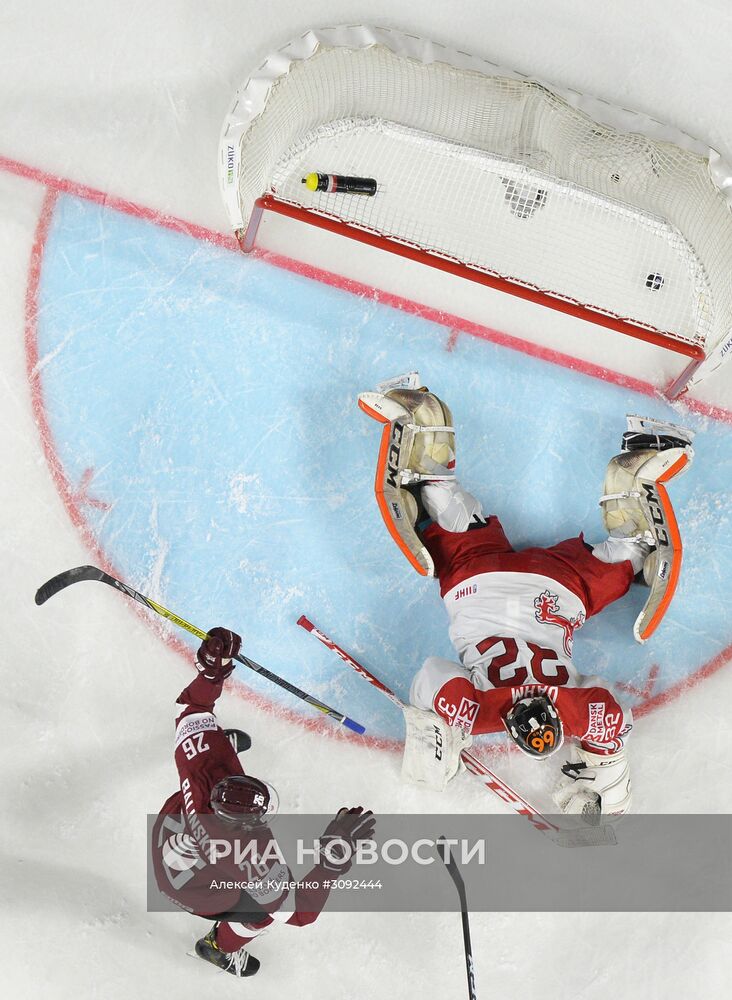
(240, 194, 705, 400)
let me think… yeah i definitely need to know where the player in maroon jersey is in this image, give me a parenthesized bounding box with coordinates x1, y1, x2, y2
(152, 627, 374, 978)
(359, 374, 693, 818)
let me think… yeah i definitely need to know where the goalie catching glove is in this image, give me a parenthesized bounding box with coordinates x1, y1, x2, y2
(358, 372, 456, 576)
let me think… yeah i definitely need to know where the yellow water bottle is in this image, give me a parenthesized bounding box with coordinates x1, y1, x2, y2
(302, 173, 377, 196)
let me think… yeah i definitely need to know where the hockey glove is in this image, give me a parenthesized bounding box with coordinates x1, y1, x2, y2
(224, 728, 252, 754)
(553, 746, 631, 820)
(318, 807, 376, 873)
(196, 627, 241, 683)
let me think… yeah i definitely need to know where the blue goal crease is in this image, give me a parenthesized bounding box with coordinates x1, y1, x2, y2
(34, 194, 732, 739)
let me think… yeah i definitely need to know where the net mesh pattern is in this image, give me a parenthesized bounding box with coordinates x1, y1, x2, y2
(237, 45, 732, 350)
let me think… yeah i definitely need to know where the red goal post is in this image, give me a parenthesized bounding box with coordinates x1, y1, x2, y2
(219, 25, 732, 399)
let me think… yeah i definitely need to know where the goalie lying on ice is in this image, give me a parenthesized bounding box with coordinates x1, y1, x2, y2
(359, 374, 694, 819)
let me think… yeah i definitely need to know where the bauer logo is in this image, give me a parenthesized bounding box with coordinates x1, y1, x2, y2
(390, 500, 402, 520)
(226, 146, 235, 183)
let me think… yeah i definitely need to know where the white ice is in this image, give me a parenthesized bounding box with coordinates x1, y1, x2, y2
(2, 3, 732, 998)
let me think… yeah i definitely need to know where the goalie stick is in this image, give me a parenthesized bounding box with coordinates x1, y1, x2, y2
(297, 615, 616, 848)
(437, 836, 478, 1000)
(34, 566, 365, 734)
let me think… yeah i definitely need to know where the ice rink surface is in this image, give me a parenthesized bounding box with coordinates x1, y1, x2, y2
(3, 2, 732, 998)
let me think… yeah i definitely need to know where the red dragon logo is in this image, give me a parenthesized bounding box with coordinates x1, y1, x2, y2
(533, 590, 585, 657)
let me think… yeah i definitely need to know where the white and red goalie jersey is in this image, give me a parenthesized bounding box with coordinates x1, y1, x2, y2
(409, 509, 635, 755)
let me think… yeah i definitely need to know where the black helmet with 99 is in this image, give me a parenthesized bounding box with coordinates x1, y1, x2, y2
(210, 775, 279, 827)
(503, 694, 563, 759)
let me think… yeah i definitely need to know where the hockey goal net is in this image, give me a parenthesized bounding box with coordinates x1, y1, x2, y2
(219, 25, 732, 398)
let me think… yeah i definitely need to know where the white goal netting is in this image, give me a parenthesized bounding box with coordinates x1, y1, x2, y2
(220, 25, 732, 387)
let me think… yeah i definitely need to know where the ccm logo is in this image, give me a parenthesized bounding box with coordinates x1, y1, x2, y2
(433, 725, 443, 761)
(641, 482, 669, 546)
(386, 423, 404, 489)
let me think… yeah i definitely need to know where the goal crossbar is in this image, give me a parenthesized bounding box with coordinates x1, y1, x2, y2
(244, 193, 706, 369)
(220, 25, 732, 398)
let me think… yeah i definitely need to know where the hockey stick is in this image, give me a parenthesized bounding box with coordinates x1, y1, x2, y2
(437, 836, 478, 1000)
(296, 614, 556, 831)
(297, 616, 616, 847)
(34, 566, 365, 734)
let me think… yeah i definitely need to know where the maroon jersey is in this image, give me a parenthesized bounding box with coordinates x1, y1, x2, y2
(152, 674, 333, 926)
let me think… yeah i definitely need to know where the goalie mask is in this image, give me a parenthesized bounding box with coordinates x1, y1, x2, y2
(503, 695, 563, 759)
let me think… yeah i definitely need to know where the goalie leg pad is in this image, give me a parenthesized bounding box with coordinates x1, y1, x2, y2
(591, 534, 652, 575)
(599, 415, 694, 644)
(359, 376, 456, 576)
(600, 445, 692, 538)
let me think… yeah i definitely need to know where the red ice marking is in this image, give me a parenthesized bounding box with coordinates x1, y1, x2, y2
(70, 467, 111, 511)
(1, 153, 238, 252)
(445, 328, 460, 352)
(16, 163, 732, 748)
(3, 150, 731, 424)
(256, 245, 662, 399)
(633, 640, 732, 718)
(616, 662, 660, 701)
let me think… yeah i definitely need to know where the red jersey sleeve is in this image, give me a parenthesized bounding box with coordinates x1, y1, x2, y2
(554, 682, 633, 755)
(431, 673, 513, 734)
(431, 674, 632, 755)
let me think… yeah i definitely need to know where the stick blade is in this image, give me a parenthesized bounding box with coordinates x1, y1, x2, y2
(436, 835, 467, 895)
(35, 566, 106, 606)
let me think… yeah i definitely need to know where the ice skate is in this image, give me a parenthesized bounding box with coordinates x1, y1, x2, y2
(194, 923, 260, 978)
